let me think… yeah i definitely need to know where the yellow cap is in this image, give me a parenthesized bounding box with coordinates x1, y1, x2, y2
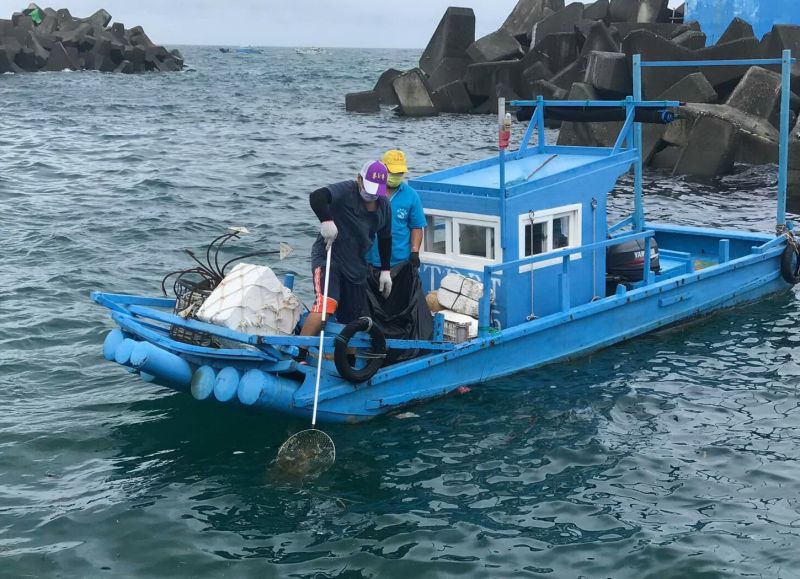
(382, 149, 408, 174)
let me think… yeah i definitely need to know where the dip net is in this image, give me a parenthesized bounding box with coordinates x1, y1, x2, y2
(275, 429, 335, 479)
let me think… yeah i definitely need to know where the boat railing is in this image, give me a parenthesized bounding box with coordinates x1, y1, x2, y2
(509, 51, 795, 237)
(477, 230, 656, 336)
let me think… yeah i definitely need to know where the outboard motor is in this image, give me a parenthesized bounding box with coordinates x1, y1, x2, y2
(606, 237, 661, 295)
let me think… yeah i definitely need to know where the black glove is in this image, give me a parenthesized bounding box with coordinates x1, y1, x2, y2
(409, 251, 420, 269)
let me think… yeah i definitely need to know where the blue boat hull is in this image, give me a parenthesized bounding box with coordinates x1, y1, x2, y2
(96, 227, 789, 423)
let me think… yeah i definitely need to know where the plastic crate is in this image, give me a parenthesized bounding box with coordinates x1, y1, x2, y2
(169, 277, 216, 347)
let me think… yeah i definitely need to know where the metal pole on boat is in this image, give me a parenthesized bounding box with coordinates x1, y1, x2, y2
(632, 54, 644, 232)
(777, 49, 791, 234)
(498, 97, 507, 193)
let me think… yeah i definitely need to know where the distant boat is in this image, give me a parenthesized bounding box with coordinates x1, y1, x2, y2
(218, 48, 231, 53)
(295, 47, 326, 55)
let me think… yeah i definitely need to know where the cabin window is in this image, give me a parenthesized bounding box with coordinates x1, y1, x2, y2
(518, 204, 582, 272)
(424, 215, 449, 255)
(420, 209, 501, 270)
(458, 223, 496, 259)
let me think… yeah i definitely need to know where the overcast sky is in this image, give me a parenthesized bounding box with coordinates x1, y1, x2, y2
(0, 1, 684, 48)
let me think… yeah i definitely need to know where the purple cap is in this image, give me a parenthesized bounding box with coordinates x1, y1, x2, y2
(360, 160, 388, 197)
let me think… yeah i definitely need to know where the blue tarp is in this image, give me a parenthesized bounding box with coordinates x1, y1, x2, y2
(686, 0, 800, 45)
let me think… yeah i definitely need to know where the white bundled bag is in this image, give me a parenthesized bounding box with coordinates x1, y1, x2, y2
(196, 263, 301, 336)
(437, 273, 484, 319)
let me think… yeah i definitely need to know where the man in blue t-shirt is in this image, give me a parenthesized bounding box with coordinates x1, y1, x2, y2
(366, 149, 426, 270)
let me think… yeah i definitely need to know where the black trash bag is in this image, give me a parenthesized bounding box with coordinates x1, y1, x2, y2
(364, 262, 433, 363)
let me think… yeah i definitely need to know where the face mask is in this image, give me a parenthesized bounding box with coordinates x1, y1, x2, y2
(387, 173, 404, 188)
(360, 190, 378, 202)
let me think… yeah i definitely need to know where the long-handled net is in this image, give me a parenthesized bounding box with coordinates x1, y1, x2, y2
(276, 245, 336, 478)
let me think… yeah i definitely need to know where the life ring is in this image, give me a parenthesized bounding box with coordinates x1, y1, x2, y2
(334, 317, 387, 384)
(781, 241, 800, 285)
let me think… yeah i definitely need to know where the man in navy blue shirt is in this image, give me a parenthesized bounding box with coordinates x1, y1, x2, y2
(366, 150, 425, 270)
(299, 160, 394, 346)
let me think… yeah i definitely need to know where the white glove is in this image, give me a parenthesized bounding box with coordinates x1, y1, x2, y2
(320, 220, 338, 249)
(379, 270, 393, 298)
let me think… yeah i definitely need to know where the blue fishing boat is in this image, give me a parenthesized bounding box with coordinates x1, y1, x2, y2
(92, 52, 800, 423)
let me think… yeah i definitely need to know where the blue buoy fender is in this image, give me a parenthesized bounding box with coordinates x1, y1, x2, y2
(129, 342, 193, 387)
(213, 367, 241, 402)
(114, 338, 138, 366)
(103, 329, 125, 361)
(191, 366, 217, 400)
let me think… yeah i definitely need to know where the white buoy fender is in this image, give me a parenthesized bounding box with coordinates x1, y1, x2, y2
(191, 366, 217, 400)
(213, 367, 241, 402)
(103, 329, 125, 361)
(129, 342, 192, 387)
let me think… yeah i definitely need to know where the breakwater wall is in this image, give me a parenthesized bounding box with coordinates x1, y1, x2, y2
(0, 4, 183, 74)
(346, 0, 800, 185)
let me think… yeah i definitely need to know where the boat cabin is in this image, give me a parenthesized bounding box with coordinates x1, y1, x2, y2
(411, 100, 654, 330)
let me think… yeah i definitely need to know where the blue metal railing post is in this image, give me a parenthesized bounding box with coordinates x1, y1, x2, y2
(537, 95, 545, 152)
(778, 49, 791, 232)
(479, 266, 492, 336)
(560, 256, 570, 311)
(632, 54, 644, 232)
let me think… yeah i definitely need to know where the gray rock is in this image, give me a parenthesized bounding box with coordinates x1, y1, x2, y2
(345, 90, 380, 113)
(584, 51, 630, 95)
(557, 82, 622, 146)
(392, 69, 438, 117)
(584, 0, 610, 23)
(635, 0, 667, 23)
(612, 22, 698, 42)
(717, 17, 754, 45)
(432, 81, 473, 113)
(29, 33, 50, 68)
(662, 72, 718, 103)
(427, 57, 470, 91)
(642, 73, 718, 163)
(501, 0, 565, 41)
(551, 60, 584, 91)
(419, 7, 475, 76)
(373, 68, 402, 105)
(726, 67, 782, 127)
(696, 37, 762, 89)
(467, 29, 524, 63)
(43, 41, 77, 71)
(87, 9, 112, 29)
(522, 60, 552, 85)
(651, 146, 682, 170)
(622, 30, 693, 98)
(530, 3, 584, 48)
(114, 59, 134, 74)
(578, 20, 619, 60)
(524, 32, 576, 75)
(761, 25, 800, 58)
(155, 56, 181, 72)
(673, 115, 739, 177)
(464, 60, 524, 98)
(673, 30, 706, 50)
(14, 47, 36, 71)
(609, 0, 638, 22)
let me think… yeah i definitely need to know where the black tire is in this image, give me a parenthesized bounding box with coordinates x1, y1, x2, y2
(334, 317, 386, 384)
(781, 243, 800, 285)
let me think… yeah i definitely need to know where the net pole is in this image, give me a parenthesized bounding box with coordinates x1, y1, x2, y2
(311, 244, 333, 427)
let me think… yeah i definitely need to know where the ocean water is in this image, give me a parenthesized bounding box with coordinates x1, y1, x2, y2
(2, 47, 800, 578)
